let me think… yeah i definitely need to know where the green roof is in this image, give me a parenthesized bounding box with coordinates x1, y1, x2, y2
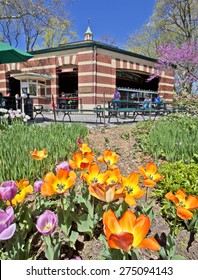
(30, 40, 157, 63)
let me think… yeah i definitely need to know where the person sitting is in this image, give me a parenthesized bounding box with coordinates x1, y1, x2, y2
(154, 94, 161, 103)
(142, 95, 151, 109)
(154, 94, 165, 109)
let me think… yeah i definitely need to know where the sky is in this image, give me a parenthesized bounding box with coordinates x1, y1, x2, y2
(69, 0, 156, 47)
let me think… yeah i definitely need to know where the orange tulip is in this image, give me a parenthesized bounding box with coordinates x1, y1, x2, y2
(98, 150, 119, 169)
(88, 183, 125, 203)
(69, 151, 94, 170)
(121, 172, 145, 205)
(78, 143, 92, 154)
(103, 209, 160, 252)
(41, 169, 76, 196)
(165, 189, 198, 220)
(105, 168, 122, 185)
(81, 162, 109, 186)
(7, 179, 33, 206)
(30, 148, 47, 160)
(138, 162, 164, 187)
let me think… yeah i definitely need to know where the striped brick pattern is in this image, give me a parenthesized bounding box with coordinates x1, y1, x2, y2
(0, 45, 174, 109)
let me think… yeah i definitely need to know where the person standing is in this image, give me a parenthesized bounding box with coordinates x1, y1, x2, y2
(113, 87, 120, 109)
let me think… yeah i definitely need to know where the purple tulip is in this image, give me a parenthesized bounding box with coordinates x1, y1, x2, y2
(34, 180, 44, 192)
(0, 180, 18, 201)
(55, 161, 70, 173)
(36, 210, 58, 236)
(0, 206, 16, 240)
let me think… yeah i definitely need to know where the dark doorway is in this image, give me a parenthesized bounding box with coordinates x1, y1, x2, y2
(9, 77, 20, 97)
(58, 71, 78, 96)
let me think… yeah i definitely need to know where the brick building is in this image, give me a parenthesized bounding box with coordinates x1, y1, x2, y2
(0, 25, 174, 109)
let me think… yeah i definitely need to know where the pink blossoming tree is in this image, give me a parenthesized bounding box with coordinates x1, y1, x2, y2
(148, 42, 198, 94)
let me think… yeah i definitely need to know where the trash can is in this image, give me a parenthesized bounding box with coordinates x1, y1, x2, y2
(24, 94, 33, 119)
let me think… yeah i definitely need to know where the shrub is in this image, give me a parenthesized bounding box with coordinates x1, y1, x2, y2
(154, 161, 198, 199)
(154, 161, 198, 223)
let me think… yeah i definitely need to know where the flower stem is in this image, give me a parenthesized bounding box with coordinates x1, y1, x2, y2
(171, 210, 178, 236)
(145, 187, 149, 204)
(123, 251, 129, 260)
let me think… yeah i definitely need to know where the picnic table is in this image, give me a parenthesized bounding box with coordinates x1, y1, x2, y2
(33, 101, 197, 124)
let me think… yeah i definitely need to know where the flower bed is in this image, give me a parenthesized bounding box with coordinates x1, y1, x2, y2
(0, 121, 197, 259)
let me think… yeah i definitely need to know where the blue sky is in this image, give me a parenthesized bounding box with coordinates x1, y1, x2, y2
(69, 0, 156, 47)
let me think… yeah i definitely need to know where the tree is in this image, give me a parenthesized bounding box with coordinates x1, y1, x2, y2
(126, 0, 198, 94)
(152, 0, 198, 44)
(125, 23, 161, 58)
(0, 0, 76, 51)
(41, 18, 77, 49)
(148, 42, 198, 94)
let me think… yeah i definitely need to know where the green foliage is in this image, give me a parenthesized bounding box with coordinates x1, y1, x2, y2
(159, 234, 185, 260)
(153, 161, 198, 229)
(154, 161, 198, 200)
(0, 122, 89, 182)
(133, 114, 198, 163)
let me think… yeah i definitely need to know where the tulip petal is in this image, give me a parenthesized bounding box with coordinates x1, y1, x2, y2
(177, 206, 193, 220)
(185, 195, 198, 210)
(88, 163, 100, 177)
(105, 185, 116, 203)
(125, 194, 137, 205)
(142, 179, 156, 187)
(103, 210, 121, 239)
(138, 166, 147, 178)
(97, 156, 105, 164)
(89, 184, 106, 201)
(119, 210, 136, 233)
(165, 192, 179, 205)
(128, 172, 140, 185)
(108, 232, 133, 252)
(56, 168, 69, 180)
(153, 173, 164, 181)
(41, 183, 56, 196)
(146, 163, 157, 175)
(132, 214, 150, 248)
(44, 172, 56, 185)
(0, 223, 16, 240)
(175, 189, 186, 201)
(138, 237, 160, 251)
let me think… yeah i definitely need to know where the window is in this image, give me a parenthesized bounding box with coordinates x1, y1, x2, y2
(21, 79, 47, 96)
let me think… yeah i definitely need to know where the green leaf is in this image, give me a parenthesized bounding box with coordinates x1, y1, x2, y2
(57, 207, 72, 236)
(171, 255, 186, 260)
(71, 212, 94, 237)
(68, 231, 79, 249)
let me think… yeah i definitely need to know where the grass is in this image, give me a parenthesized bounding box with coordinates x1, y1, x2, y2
(0, 122, 89, 183)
